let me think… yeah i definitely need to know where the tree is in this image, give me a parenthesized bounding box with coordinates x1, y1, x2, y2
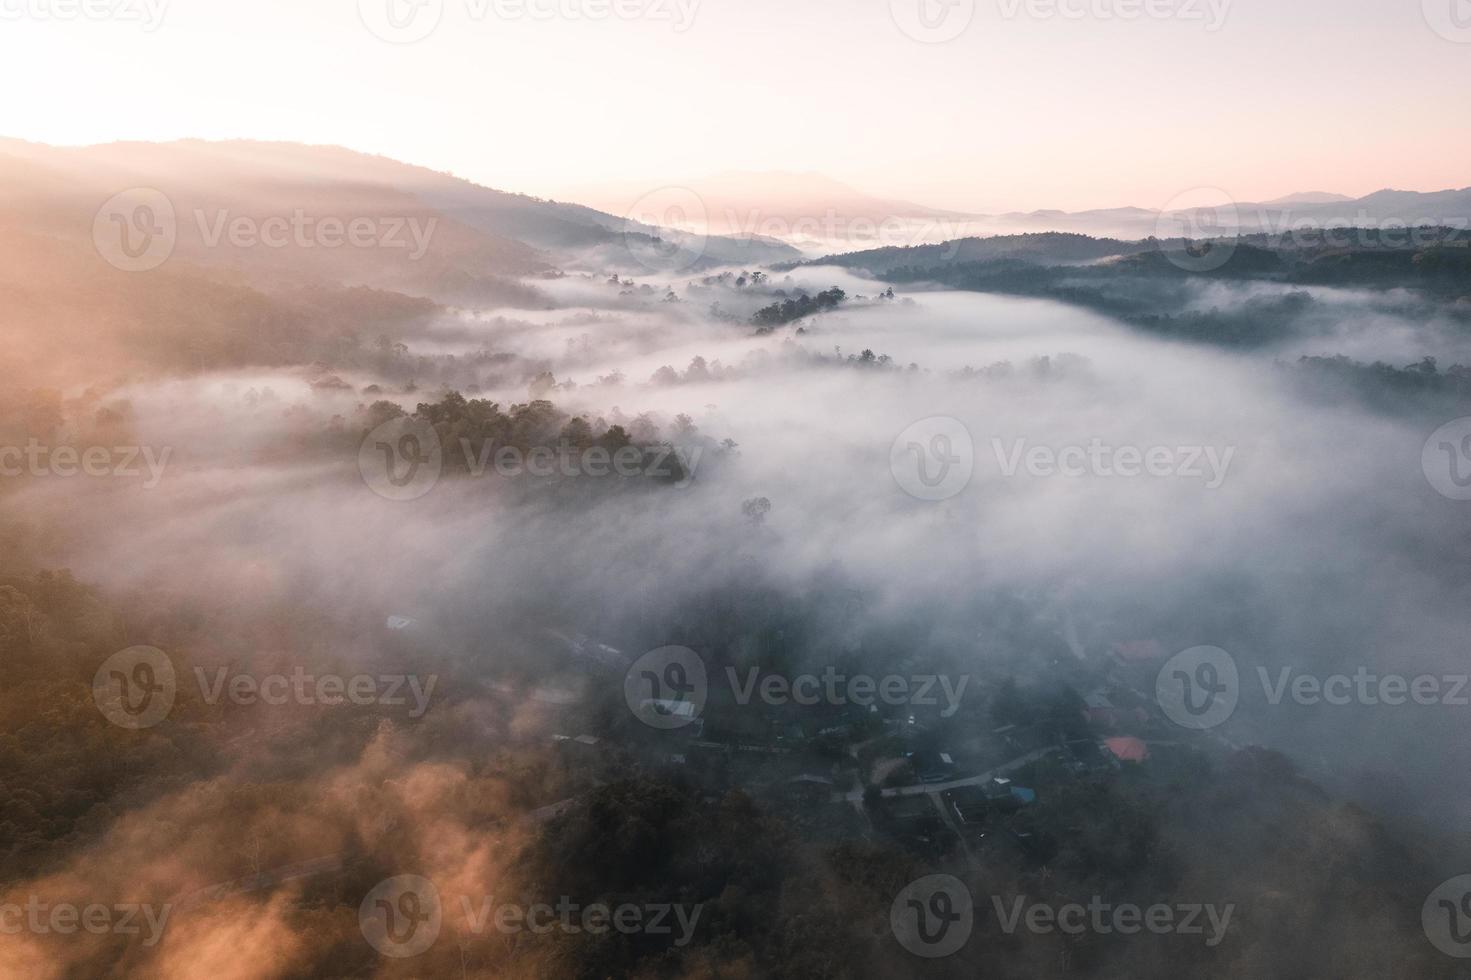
(742, 497, 772, 524)
(560, 416, 594, 447)
(599, 425, 632, 451)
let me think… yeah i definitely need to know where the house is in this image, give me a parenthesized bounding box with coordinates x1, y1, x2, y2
(941, 785, 991, 827)
(1066, 737, 1113, 773)
(873, 794, 959, 855)
(906, 749, 957, 784)
(982, 776, 1036, 809)
(983, 776, 1015, 801)
(642, 698, 698, 720)
(1082, 683, 1152, 733)
(545, 628, 630, 669)
(1103, 736, 1150, 764)
(787, 773, 836, 788)
(772, 773, 837, 805)
(1108, 639, 1165, 669)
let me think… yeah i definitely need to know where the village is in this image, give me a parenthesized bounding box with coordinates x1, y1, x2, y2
(514, 628, 1231, 869)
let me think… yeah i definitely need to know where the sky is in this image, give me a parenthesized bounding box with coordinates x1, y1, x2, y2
(2, 0, 1468, 213)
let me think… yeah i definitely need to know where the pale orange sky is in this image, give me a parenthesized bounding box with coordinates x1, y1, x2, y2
(1, 0, 1467, 213)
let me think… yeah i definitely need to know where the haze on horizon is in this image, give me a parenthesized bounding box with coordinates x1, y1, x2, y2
(3, 0, 1468, 213)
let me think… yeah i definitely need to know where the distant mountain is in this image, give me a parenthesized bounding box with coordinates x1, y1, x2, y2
(0, 139, 800, 297)
(570, 171, 1471, 256)
(1259, 191, 1354, 206)
(684, 170, 969, 223)
(800, 231, 1153, 276)
(555, 168, 1471, 257)
(804, 213, 1471, 283)
(966, 189, 1471, 240)
(1341, 187, 1471, 222)
(576, 170, 970, 223)
(568, 170, 977, 254)
(807, 226, 1471, 355)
